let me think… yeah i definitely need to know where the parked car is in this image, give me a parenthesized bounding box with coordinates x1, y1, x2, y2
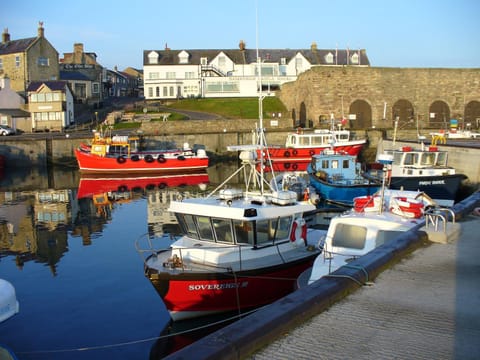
(0, 125, 16, 136)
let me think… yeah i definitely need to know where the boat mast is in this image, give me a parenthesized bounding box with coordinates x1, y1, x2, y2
(256, 2, 265, 194)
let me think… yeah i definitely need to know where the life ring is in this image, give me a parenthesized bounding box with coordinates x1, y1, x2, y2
(353, 195, 381, 212)
(131, 154, 140, 161)
(390, 197, 424, 218)
(116, 156, 126, 164)
(144, 154, 154, 163)
(290, 218, 307, 246)
(157, 155, 166, 163)
(118, 185, 128, 192)
(284, 150, 291, 157)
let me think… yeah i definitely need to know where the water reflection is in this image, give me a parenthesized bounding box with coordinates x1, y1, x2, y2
(0, 165, 225, 359)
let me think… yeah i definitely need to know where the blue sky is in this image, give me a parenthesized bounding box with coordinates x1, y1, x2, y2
(3, 0, 479, 70)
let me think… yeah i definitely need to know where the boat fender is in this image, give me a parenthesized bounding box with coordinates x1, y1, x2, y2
(131, 155, 140, 161)
(292, 163, 298, 170)
(284, 150, 291, 157)
(309, 150, 315, 156)
(293, 149, 298, 156)
(144, 154, 154, 163)
(157, 156, 166, 163)
(284, 163, 291, 169)
(177, 155, 186, 161)
(290, 218, 307, 246)
(473, 207, 480, 217)
(117, 156, 126, 164)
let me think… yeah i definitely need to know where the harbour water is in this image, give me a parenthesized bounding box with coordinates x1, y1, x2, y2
(0, 163, 243, 359)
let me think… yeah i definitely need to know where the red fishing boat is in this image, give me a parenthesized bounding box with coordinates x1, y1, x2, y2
(75, 132, 209, 174)
(258, 128, 366, 172)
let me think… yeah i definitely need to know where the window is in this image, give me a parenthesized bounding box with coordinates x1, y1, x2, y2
(0, 59, 3, 70)
(15, 56, 20, 67)
(149, 72, 159, 79)
(325, 52, 334, 64)
(37, 57, 49, 66)
(147, 51, 159, 64)
(45, 93, 53, 102)
(155, 87, 160, 97)
(30, 94, 38, 102)
(185, 72, 195, 79)
(53, 93, 61, 101)
(169, 86, 174, 96)
(163, 87, 167, 97)
(166, 72, 175, 79)
(92, 83, 99, 94)
(331, 224, 367, 249)
(212, 218, 233, 243)
(148, 87, 153, 97)
(218, 56, 226, 67)
(196, 216, 214, 240)
(200, 57, 208, 66)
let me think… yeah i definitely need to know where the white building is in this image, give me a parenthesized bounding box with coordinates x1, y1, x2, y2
(143, 42, 370, 100)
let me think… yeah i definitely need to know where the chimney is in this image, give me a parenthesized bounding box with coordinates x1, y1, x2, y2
(2, 28, 10, 44)
(311, 42, 317, 51)
(239, 40, 246, 51)
(38, 21, 44, 37)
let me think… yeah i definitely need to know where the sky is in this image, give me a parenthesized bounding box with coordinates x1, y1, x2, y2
(2, 0, 480, 71)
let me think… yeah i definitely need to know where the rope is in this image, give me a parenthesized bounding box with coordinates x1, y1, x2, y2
(16, 308, 260, 356)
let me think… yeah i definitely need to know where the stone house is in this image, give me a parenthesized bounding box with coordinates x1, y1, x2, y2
(60, 43, 105, 108)
(0, 22, 59, 97)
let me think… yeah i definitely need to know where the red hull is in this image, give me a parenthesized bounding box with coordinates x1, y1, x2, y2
(149, 256, 316, 319)
(258, 143, 365, 172)
(77, 172, 210, 199)
(75, 148, 209, 174)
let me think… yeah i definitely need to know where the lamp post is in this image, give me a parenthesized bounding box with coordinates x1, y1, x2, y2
(95, 111, 98, 129)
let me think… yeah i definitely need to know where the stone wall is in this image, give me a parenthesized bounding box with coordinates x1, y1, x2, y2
(278, 66, 480, 129)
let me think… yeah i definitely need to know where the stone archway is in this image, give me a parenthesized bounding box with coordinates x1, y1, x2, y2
(392, 99, 415, 129)
(429, 100, 450, 129)
(349, 100, 372, 129)
(465, 100, 480, 130)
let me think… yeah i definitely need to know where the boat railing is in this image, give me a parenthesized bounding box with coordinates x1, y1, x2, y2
(424, 207, 455, 232)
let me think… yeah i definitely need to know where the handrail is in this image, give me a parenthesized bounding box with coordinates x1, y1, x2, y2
(424, 207, 455, 232)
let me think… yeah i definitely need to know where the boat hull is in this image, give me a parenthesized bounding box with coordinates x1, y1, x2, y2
(388, 174, 467, 206)
(146, 254, 318, 321)
(258, 142, 365, 172)
(75, 148, 209, 174)
(309, 176, 381, 207)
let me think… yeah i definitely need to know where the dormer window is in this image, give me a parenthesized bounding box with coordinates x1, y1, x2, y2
(280, 57, 286, 65)
(200, 57, 208, 66)
(148, 51, 159, 64)
(350, 52, 359, 64)
(325, 52, 334, 64)
(178, 50, 189, 64)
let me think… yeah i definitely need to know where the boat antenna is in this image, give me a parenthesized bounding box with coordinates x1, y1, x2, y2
(256, 1, 266, 194)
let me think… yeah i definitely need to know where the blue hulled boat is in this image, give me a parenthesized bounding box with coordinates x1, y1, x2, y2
(307, 150, 382, 207)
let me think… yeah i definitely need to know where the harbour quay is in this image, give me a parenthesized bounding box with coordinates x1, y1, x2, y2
(164, 191, 480, 360)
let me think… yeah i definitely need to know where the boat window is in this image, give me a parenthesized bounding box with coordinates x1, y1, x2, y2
(342, 159, 349, 169)
(420, 153, 435, 166)
(233, 220, 254, 245)
(331, 160, 338, 169)
(436, 152, 447, 166)
(403, 153, 418, 166)
(376, 230, 404, 247)
(255, 217, 291, 245)
(196, 216, 214, 241)
(311, 135, 324, 145)
(299, 136, 310, 146)
(212, 218, 233, 243)
(321, 159, 329, 169)
(176, 214, 199, 239)
(331, 223, 367, 249)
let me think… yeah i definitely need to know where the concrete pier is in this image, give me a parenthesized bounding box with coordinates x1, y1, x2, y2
(164, 191, 480, 360)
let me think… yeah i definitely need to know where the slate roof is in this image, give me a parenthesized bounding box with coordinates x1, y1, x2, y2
(0, 37, 37, 55)
(0, 108, 30, 117)
(27, 81, 69, 92)
(143, 48, 370, 66)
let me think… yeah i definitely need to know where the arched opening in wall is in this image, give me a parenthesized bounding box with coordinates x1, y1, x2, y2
(349, 100, 371, 129)
(464, 100, 480, 130)
(392, 99, 415, 129)
(299, 102, 307, 128)
(429, 101, 450, 129)
(291, 109, 296, 127)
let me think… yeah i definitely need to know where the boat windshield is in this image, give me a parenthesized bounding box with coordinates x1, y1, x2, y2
(175, 213, 292, 247)
(436, 152, 448, 166)
(331, 223, 367, 250)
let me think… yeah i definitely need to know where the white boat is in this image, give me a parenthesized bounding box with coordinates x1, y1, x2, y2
(0, 279, 19, 323)
(136, 57, 326, 322)
(298, 186, 454, 287)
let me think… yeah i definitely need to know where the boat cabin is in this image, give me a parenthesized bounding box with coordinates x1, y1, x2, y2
(89, 133, 141, 157)
(310, 151, 361, 182)
(285, 129, 351, 148)
(174, 211, 296, 249)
